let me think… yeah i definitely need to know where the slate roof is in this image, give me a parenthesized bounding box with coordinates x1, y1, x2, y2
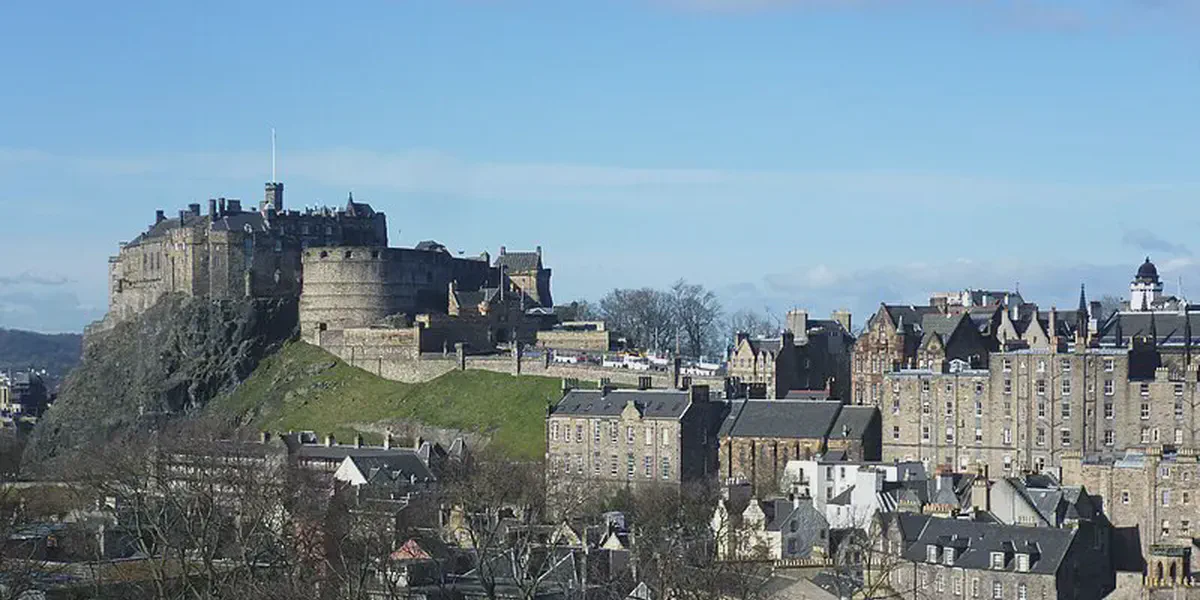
(552, 389, 692, 419)
(828, 406, 878, 440)
(783, 390, 831, 401)
(350, 454, 435, 485)
(1004, 474, 1097, 526)
(880, 305, 942, 336)
(414, 240, 449, 253)
(294, 444, 430, 467)
(495, 251, 542, 272)
(920, 313, 967, 346)
(1097, 311, 1200, 346)
(720, 400, 843, 439)
(901, 516, 1077, 575)
(744, 337, 785, 356)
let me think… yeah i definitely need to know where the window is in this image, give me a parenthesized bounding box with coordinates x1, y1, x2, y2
(1037, 401, 1046, 418)
(1176, 383, 1185, 397)
(1061, 403, 1071, 418)
(923, 401, 931, 415)
(975, 381, 984, 395)
(1142, 383, 1151, 397)
(975, 428, 983, 442)
(627, 454, 635, 478)
(946, 401, 953, 417)
(610, 422, 618, 442)
(1035, 428, 1046, 446)
(1104, 380, 1114, 396)
(787, 539, 796, 554)
(943, 547, 956, 565)
(1163, 519, 1171, 536)
(935, 573, 945, 593)
(1104, 430, 1114, 446)
(1105, 358, 1115, 372)
(991, 581, 1003, 599)
(1062, 379, 1071, 396)
(1036, 380, 1046, 396)
(1186, 492, 1192, 505)
(972, 578, 980, 598)
(1017, 583, 1028, 600)
(594, 422, 602, 443)
(990, 552, 1004, 569)
(1061, 428, 1071, 446)
(610, 455, 618, 476)
(550, 422, 558, 441)
(575, 454, 584, 474)
(1121, 490, 1130, 504)
(593, 452, 601, 474)
(626, 426, 634, 443)
(954, 575, 963, 595)
(1104, 403, 1114, 419)
(946, 427, 955, 443)
(1060, 358, 1071, 372)
(893, 426, 900, 440)
(644, 455, 652, 477)
(1163, 490, 1171, 507)
(1003, 359, 1012, 372)
(927, 545, 939, 563)
(1162, 466, 1172, 478)
(661, 457, 671, 479)
(1037, 360, 1046, 373)
(1141, 428, 1150, 444)
(645, 426, 653, 445)
(922, 426, 930, 442)
(975, 401, 983, 417)
(1003, 455, 1013, 471)
(1185, 520, 1192, 535)
(575, 424, 583, 443)
(1004, 379, 1012, 395)
(892, 397, 900, 415)
(1003, 428, 1012, 445)
(1016, 554, 1030, 572)
(1141, 403, 1151, 420)
(1176, 400, 1185, 420)
(922, 380, 931, 393)
(946, 382, 953, 393)
(1177, 429, 1185, 444)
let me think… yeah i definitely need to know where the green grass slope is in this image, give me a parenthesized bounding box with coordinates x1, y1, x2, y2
(207, 341, 563, 460)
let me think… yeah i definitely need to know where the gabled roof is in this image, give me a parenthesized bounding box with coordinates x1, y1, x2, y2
(880, 305, 942, 335)
(920, 313, 968, 347)
(721, 400, 843, 440)
(1097, 311, 1200, 346)
(552, 389, 692, 419)
(495, 251, 542, 272)
(828, 406, 879, 440)
(901, 516, 1077, 575)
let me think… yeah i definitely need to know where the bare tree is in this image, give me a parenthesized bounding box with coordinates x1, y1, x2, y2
(1097, 295, 1124, 320)
(669, 280, 723, 360)
(728, 308, 781, 340)
(600, 288, 677, 353)
(822, 512, 930, 600)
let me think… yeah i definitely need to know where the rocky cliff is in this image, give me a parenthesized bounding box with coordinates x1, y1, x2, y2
(21, 295, 297, 471)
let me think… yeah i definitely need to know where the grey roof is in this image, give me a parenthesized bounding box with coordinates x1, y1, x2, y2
(881, 305, 942, 336)
(351, 454, 435, 485)
(920, 313, 967, 344)
(764, 498, 827, 533)
(552, 389, 691, 419)
(414, 240, 449, 252)
(828, 406, 879, 440)
(782, 389, 831, 401)
(829, 486, 854, 506)
(721, 400, 843, 439)
(495, 251, 542, 272)
(1097, 311, 1200, 346)
(901, 516, 1077, 575)
(745, 337, 784, 356)
(294, 444, 429, 465)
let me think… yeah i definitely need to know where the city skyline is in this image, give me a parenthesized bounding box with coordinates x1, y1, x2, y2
(2, 0, 1198, 332)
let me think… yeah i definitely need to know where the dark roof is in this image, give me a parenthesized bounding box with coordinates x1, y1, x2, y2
(495, 251, 542, 272)
(1096, 311, 1200, 346)
(1136, 257, 1159, 282)
(745, 337, 784, 355)
(552, 389, 692, 419)
(782, 389, 831, 401)
(351, 454, 435, 484)
(920, 313, 966, 345)
(828, 406, 879, 440)
(901, 516, 1076, 575)
(294, 444, 428, 465)
(881, 305, 941, 335)
(414, 240, 449, 253)
(721, 400, 843, 439)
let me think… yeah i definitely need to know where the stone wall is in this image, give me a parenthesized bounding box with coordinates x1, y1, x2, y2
(535, 329, 612, 352)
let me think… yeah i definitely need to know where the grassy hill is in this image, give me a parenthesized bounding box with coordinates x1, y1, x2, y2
(207, 342, 564, 461)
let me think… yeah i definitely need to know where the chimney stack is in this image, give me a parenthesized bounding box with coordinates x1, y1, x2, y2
(227, 199, 242, 213)
(264, 182, 284, 212)
(690, 384, 710, 404)
(324, 433, 335, 447)
(188, 203, 201, 216)
(219, 198, 227, 216)
(155, 210, 165, 224)
(355, 433, 365, 448)
(499, 246, 506, 256)
(536, 245, 542, 257)
(178, 210, 187, 227)
(384, 433, 392, 450)
(208, 199, 218, 217)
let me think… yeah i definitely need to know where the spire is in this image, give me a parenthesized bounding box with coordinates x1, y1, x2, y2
(1186, 303, 1192, 365)
(1078, 284, 1087, 313)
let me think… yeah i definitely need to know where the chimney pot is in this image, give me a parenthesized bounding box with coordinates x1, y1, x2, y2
(324, 434, 335, 447)
(155, 209, 165, 224)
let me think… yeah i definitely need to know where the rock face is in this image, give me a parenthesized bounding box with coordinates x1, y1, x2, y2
(22, 295, 297, 471)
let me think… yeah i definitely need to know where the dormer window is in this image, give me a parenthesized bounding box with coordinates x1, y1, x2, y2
(1016, 553, 1030, 572)
(990, 552, 1005, 569)
(942, 547, 955, 565)
(926, 545, 939, 563)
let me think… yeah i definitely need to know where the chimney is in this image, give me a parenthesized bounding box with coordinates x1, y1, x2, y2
(832, 310, 852, 334)
(260, 431, 271, 444)
(690, 384, 710, 404)
(355, 433, 365, 448)
(499, 246, 506, 256)
(155, 209, 165, 224)
(227, 199, 242, 213)
(219, 198, 227, 216)
(787, 309, 809, 340)
(188, 203, 201, 216)
(735, 331, 750, 347)
(536, 245, 542, 257)
(178, 210, 187, 227)
(638, 376, 652, 390)
(561, 378, 576, 394)
(208, 198, 218, 217)
(324, 433, 335, 447)
(384, 433, 392, 450)
(600, 378, 614, 396)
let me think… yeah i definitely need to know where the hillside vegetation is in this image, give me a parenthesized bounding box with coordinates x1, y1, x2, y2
(206, 342, 563, 461)
(0, 328, 83, 380)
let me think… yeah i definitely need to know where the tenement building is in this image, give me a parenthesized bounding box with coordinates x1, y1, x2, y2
(727, 309, 854, 401)
(101, 182, 387, 328)
(545, 384, 725, 493)
(882, 258, 1200, 478)
(718, 399, 880, 496)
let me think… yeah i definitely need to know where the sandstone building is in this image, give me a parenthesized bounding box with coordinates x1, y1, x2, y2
(718, 399, 880, 495)
(727, 309, 854, 401)
(545, 385, 724, 492)
(101, 183, 387, 328)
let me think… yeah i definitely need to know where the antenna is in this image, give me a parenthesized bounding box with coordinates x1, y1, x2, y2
(271, 128, 277, 183)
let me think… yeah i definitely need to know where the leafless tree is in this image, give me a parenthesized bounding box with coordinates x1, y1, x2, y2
(728, 308, 781, 340)
(600, 288, 677, 353)
(1097, 295, 1124, 321)
(669, 280, 723, 360)
(822, 512, 928, 600)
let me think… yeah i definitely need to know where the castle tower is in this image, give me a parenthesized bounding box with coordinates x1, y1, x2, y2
(262, 182, 284, 212)
(1131, 257, 1162, 312)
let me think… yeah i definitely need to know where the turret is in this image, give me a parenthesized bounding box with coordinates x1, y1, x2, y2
(263, 182, 284, 212)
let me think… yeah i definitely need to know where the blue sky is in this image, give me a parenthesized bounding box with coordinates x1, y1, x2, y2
(1, 0, 1198, 332)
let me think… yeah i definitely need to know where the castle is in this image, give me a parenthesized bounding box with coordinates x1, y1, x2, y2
(101, 180, 554, 358)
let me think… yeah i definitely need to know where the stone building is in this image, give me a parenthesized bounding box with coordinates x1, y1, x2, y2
(712, 491, 830, 561)
(718, 399, 880, 495)
(545, 385, 724, 493)
(727, 309, 854, 401)
(1063, 448, 1200, 593)
(884, 513, 1115, 600)
(101, 183, 387, 328)
(494, 246, 552, 309)
(536, 321, 618, 352)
